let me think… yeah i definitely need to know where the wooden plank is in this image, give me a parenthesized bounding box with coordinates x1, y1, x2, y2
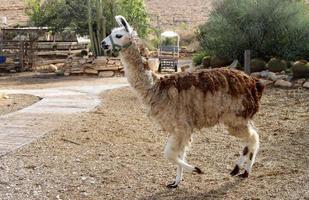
(36, 59, 66, 66)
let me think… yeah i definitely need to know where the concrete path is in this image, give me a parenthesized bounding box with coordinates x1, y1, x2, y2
(0, 83, 128, 156)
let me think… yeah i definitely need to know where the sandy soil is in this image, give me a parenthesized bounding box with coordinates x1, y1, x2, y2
(0, 85, 308, 199)
(0, 94, 40, 115)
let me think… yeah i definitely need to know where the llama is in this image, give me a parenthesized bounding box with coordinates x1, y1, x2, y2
(101, 16, 264, 188)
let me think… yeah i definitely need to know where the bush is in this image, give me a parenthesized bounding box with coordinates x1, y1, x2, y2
(250, 58, 266, 72)
(292, 61, 309, 78)
(268, 58, 288, 72)
(197, 0, 309, 62)
(202, 56, 211, 68)
(193, 52, 208, 66)
(210, 56, 231, 68)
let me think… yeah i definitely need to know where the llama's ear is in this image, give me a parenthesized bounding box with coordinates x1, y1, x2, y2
(115, 15, 124, 27)
(115, 15, 131, 33)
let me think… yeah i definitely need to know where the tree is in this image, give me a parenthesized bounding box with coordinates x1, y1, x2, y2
(26, 0, 149, 55)
(197, 0, 309, 61)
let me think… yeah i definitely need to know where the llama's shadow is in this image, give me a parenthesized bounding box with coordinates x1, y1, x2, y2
(141, 179, 242, 200)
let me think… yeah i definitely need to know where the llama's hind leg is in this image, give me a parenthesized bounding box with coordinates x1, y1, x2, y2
(228, 122, 260, 178)
(230, 145, 249, 176)
(241, 123, 259, 178)
(164, 135, 202, 188)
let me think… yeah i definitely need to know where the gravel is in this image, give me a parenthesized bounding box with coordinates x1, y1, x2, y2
(0, 94, 40, 115)
(0, 86, 308, 199)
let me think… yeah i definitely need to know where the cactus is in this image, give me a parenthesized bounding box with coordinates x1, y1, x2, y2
(292, 61, 309, 78)
(268, 58, 287, 72)
(250, 58, 266, 72)
(88, 0, 108, 57)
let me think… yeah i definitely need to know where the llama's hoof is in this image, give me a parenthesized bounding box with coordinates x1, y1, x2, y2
(166, 181, 178, 188)
(238, 170, 249, 178)
(193, 166, 203, 174)
(230, 165, 240, 176)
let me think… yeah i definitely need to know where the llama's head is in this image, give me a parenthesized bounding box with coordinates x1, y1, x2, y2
(101, 15, 135, 52)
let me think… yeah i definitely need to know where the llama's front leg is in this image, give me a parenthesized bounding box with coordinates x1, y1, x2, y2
(166, 150, 185, 188)
(164, 135, 202, 188)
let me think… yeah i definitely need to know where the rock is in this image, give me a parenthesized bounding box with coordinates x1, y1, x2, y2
(251, 72, 261, 78)
(84, 69, 98, 75)
(274, 80, 292, 88)
(269, 74, 288, 81)
(303, 82, 309, 89)
(0, 93, 9, 99)
(259, 79, 274, 86)
(295, 78, 306, 85)
(49, 64, 58, 72)
(55, 63, 65, 68)
(93, 57, 108, 65)
(293, 78, 306, 88)
(64, 72, 71, 76)
(260, 70, 276, 79)
(98, 71, 115, 77)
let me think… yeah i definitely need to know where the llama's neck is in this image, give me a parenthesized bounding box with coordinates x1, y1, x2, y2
(120, 42, 154, 100)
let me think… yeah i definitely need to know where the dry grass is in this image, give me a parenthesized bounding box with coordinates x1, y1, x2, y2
(0, 86, 308, 199)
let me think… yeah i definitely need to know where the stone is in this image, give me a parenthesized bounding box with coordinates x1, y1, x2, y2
(303, 82, 309, 89)
(84, 69, 98, 75)
(259, 79, 274, 86)
(269, 74, 288, 81)
(260, 70, 276, 79)
(251, 72, 261, 78)
(295, 78, 306, 85)
(64, 72, 71, 76)
(49, 64, 58, 72)
(93, 56, 108, 65)
(98, 71, 115, 77)
(274, 80, 292, 88)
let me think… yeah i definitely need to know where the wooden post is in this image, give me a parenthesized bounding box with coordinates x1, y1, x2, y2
(244, 50, 251, 74)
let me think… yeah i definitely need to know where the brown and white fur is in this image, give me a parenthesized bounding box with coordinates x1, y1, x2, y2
(101, 16, 264, 188)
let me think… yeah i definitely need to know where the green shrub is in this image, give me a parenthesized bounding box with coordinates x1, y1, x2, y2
(292, 61, 309, 78)
(197, 0, 309, 62)
(202, 56, 211, 68)
(210, 56, 231, 68)
(250, 58, 267, 72)
(193, 52, 208, 66)
(268, 58, 288, 72)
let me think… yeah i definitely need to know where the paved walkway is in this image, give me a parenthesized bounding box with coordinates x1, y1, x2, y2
(0, 83, 128, 156)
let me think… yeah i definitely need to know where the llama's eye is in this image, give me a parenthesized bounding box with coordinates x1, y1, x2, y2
(116, 34, 123, 39)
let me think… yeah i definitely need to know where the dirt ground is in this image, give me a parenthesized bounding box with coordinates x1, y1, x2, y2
(0, 94, 40, 115)
(0, 72, 127, 89)
(0, 80, 308, 199)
